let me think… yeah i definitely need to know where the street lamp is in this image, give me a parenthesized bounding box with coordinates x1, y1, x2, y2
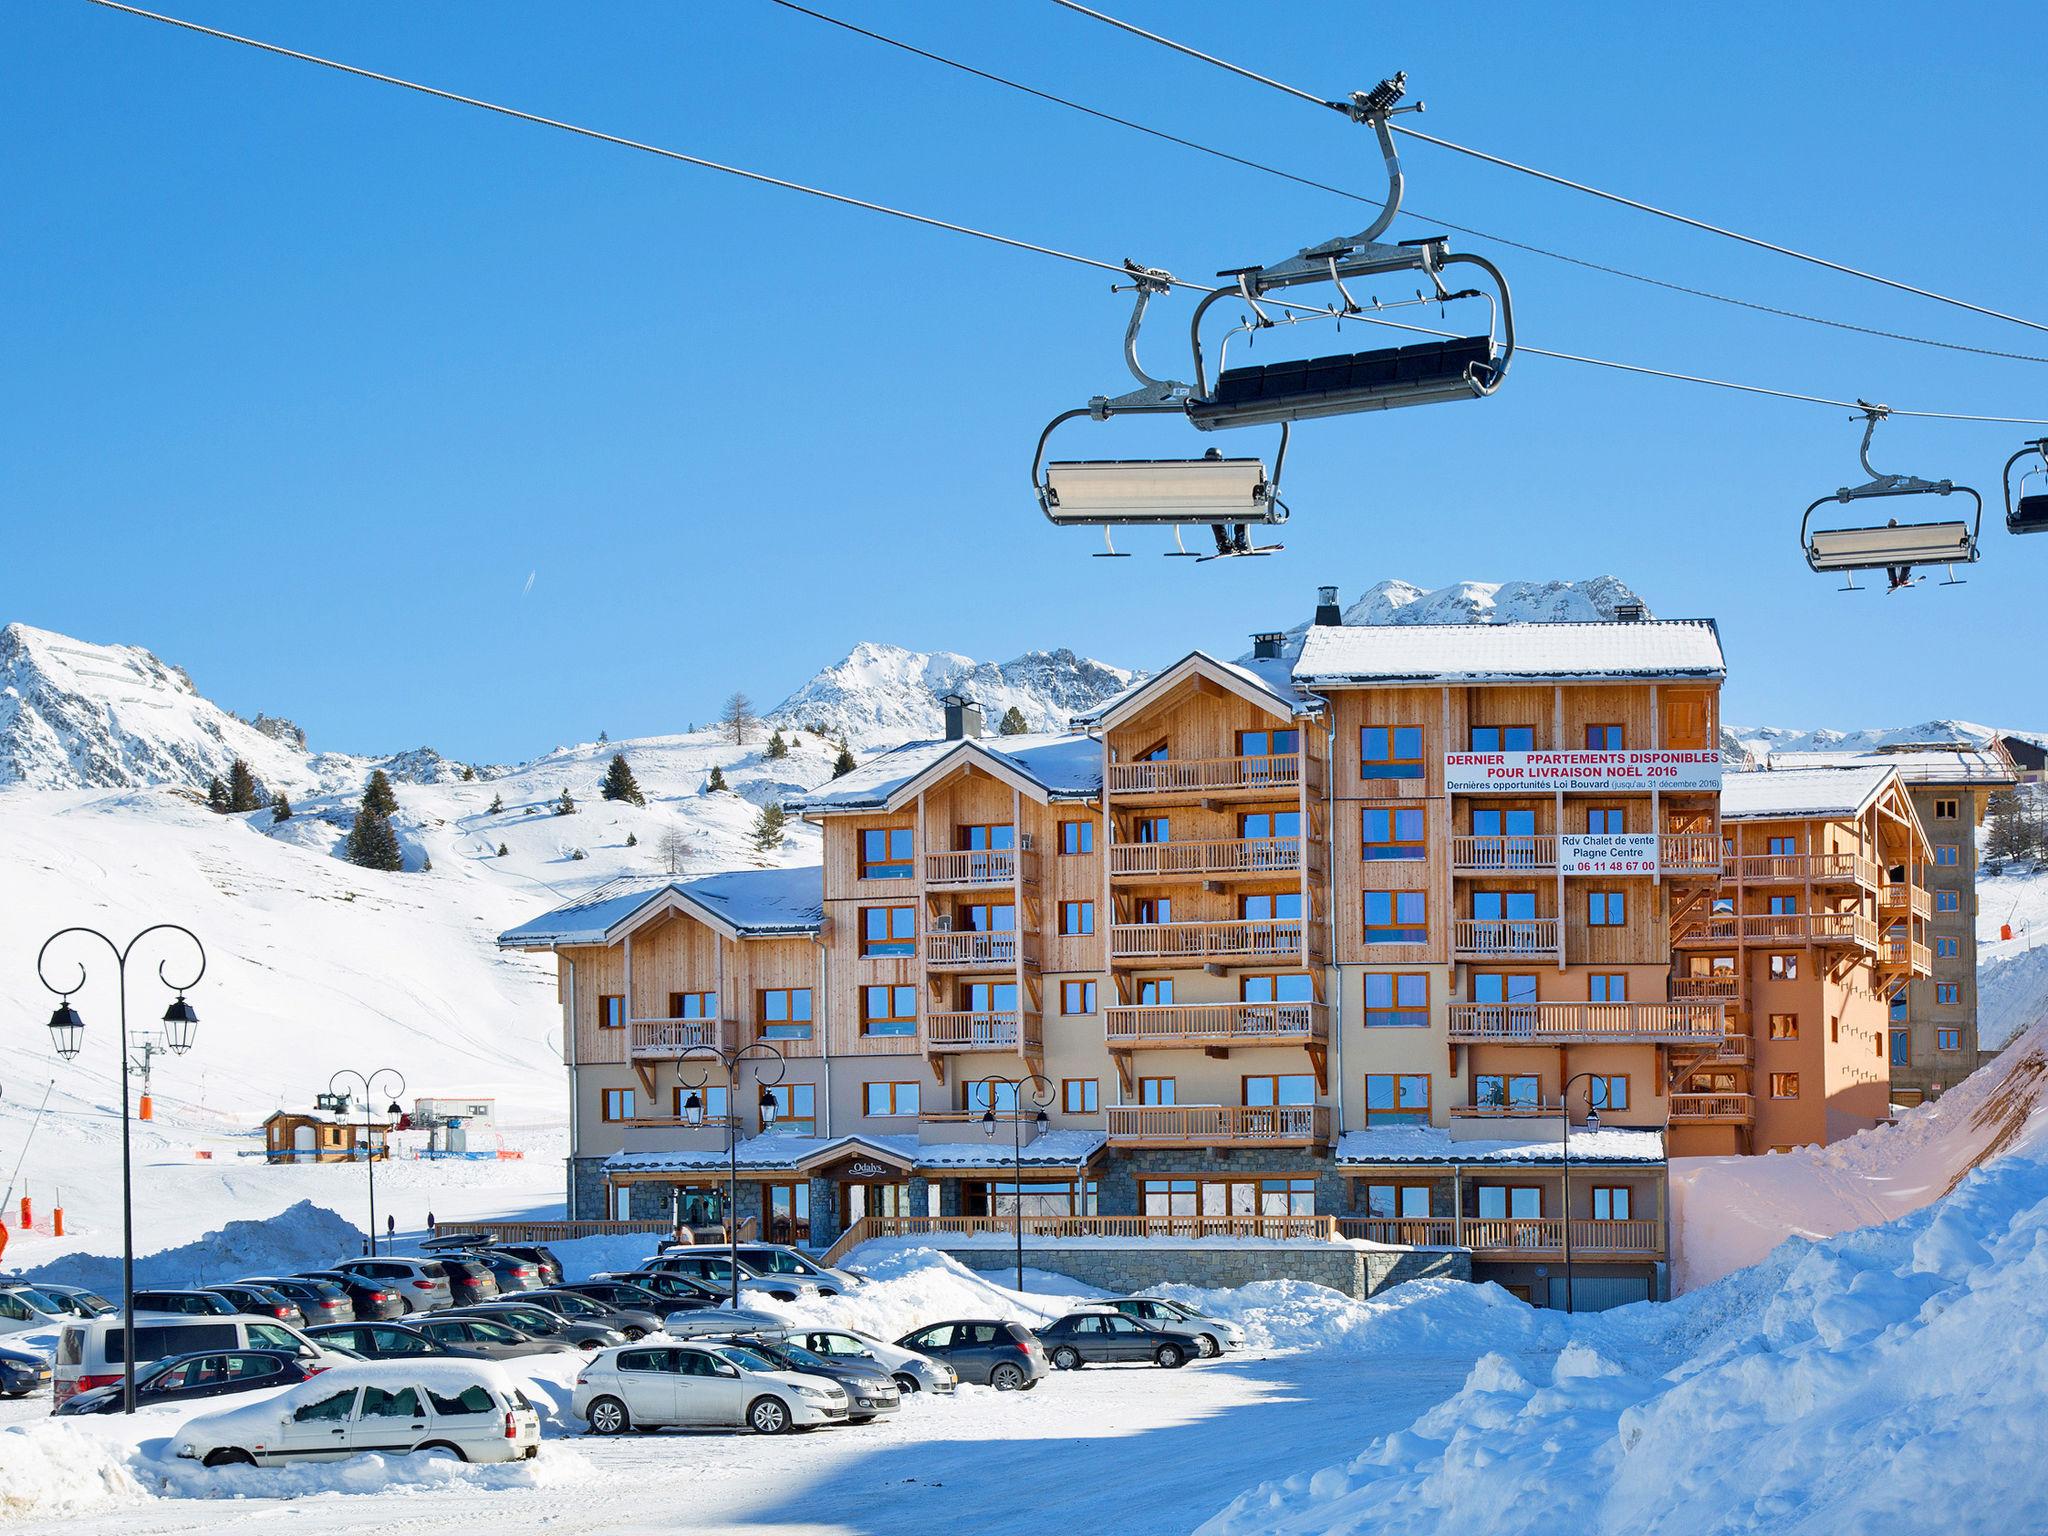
(678, 1041, 787, 1309)
(37, 923, 206, 1415)
(329, 1067, 406, 1257)
(979, 1072, 1055, 1293)
(1559, 1069, 1606, 1316)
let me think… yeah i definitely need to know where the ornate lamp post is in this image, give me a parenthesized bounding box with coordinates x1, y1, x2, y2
(329, 1068, 406, 1256)
(678, 1040, 787, 1309)
(37, 924, 205, 1415)
(1559, 1069, 1605, 1316)
(979, 1072, 1055, 1293)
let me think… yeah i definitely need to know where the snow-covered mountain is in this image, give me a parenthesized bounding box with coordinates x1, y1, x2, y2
(1255, 576, 1652, 658)
(1726, 718, 2004, 759)
(769, 641, 1140, 747)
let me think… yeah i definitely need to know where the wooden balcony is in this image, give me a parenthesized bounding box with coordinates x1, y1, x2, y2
(628, 1017, 734, 1059)
(1881, 932, 1934, 974)
(1449, 1100, 1565, 1120)
(1660, 833, 1723, 876)
(1881, 884, 1934, 920)
(1107, 752, 1317, 799)
(1462, 1218, 1665, 1255)
(924, 847, 1038, 890)
(1450, 835, 1556, 873)
(1703, 1032, 1753, 1065)
(1338, 1217, 1460, 1247)
(1108, 836, 1315, 882)
(1669, 1092, 1754, 1124)
(1104, 1001, 1328, 1049)
(1447, 1001, 1725, 1044)
(1673, 911, 1877, 949)
(1451, 917, 1562, 959)
(1723, 852, 1878, 887)
(1670, 974, 1741, 1002)
(822, 1213, 1340, 1265)
(924, 1009, 1042, 1054)
(1110, 918, 1305, 964)
(1105, 1103, 1330, 1148)
(924, 930, 1040, 970)
(618, 1113, 737, 1131)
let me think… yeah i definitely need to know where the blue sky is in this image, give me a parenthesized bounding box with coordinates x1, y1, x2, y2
(5, 1, 2044, 761)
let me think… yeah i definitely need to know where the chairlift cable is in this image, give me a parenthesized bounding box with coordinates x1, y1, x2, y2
(1045, 0, 2048, 339)
(770, 0, 2048, 367)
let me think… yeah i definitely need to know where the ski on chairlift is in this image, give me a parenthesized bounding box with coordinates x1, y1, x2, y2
(2001, 439, 2048, 535)
(1801, 403, 1982, 592)
(1182, 74, 1514, 432)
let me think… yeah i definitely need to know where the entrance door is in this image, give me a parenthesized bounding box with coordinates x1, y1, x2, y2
(840, 1179, 912, 1227)
(763, 1182, 810, 1246)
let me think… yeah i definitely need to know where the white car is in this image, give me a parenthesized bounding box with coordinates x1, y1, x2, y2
(574, 1340, 848, 1435)
(781, 1326, 958, 1394)
(174, 1360, 540, 1467)
(0, 1284, 72, 1339)
(1104, 1297, 1246, 1355)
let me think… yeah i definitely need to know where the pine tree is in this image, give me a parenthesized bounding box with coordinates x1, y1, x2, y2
(206, 775, 230, 814)
(488, 793, 505, 815)
(226, 757, 262, 812)
(998, 706, 1030, 736)
(554, 788, 576, 817)
(346, 808, 403, 871)
(598, 730, 609, 744)
(600, 753, 646, 806)
(708, 766, 729, 792)
(721, 691, 758, 746)
(271, 793, 293, 824)
(832, 745, 857, 778)
(1988, 790, 2037, 860)
(751, 802, 789, 853)
(497, 842, 509, 857)
(461, 765, 476, 782)
(361, 769, 398, 818)
(626, 831, 638, 847)
(765, 730, 789, 761)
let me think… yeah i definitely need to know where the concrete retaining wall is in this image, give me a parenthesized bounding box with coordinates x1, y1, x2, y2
(932, 1240, 1469, 1299)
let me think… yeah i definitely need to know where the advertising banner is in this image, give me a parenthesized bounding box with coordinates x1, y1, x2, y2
(1443, 750, 1722, 794)
(1558, 833, 1662, 875)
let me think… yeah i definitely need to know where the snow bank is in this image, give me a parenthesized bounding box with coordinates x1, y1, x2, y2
(1201, 1152, 2048, 1535)
(23, 1200, 365, 1293)
(548, 1231, 670, 1282)
(1146, 1276, 1564, 1358)
(760, 1245, 1101, 1337)
(0, 1423, 146, 1518)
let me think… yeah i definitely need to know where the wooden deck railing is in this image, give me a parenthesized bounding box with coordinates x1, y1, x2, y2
(628, 1017, 732, 1058)
(1881, 885, 1934, 919)
(1723, 852, 1878, 887)
(1104, 1001, 1328, 1047)
(1451, 917, 1562, 957)
(1109, 836, 1311, 879)
(1881, 933, 1934, 972)
(1660, 832, 1724, 873)
(923, 1009, 1042, 1053)
(924, 847, 1038, 888)
(1110, 918, 1305, 961)
(1462, 1218, 1664, 1254)
(924, 930, 1040, 968)
(1108, 753, 1309, 796)
(1669, 1092, 1755, 1122)
(1449, 1100, 1565, 1119)
(1105, 1103, 1331, 1147)
(436, 1219, 676, 1243)
(1446, 1001, 1725, 1044)
(822, 1212, 1342, 1267)
(1449, 835, 1557, 872)
(1674, 911, 1877, 948)
(1670, 974, 1742, 1000)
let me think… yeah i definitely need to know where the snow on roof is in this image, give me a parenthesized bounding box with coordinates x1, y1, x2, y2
(603, 1130, 1106, 1176)
(790, 733, 1101, 813)
(909, 1130, 1106, 1170)
(496, 865, 823, 948)
(1766, 745, 2017, 787)
(1720, 765, 1899, 821)
(1292, 620, 1725, 686)
(262, 1106, 392, 1127)
(1334, 1126, 1666, 1166)
(1076, 649, 1313, 728)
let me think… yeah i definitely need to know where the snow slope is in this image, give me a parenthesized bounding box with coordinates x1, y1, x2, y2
(1725, 716, 2005, 758)
(1260, 576, 1651, 658)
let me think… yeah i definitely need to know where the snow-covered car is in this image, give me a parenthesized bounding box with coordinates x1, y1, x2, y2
(646, 1251, 819, 1303)
(173, 1360, 540, 1467)
(661, 1301, 792, 1338)
(1102, 1297, 1244, 1356)
(0, 1337, 52, 1397)
(574, 1340, 848, 1436)
(782, 1326, 958, 1394)
(0, 1283, 72, 1338)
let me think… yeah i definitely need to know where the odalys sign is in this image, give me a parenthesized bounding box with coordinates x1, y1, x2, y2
(1443, 750, 1722, 794)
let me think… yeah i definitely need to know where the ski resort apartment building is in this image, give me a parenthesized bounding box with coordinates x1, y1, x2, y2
(500, 608, 1945, 1307)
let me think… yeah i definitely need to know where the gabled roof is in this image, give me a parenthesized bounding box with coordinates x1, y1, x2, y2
(496, 865, 823, 949)
(1292, 619, 1726, 686)
(790, 733, 1101, 814)
(1766, 744, 2017, 788)
(1720, 765, 1901, 821)
(1075, 650, 1312, 731)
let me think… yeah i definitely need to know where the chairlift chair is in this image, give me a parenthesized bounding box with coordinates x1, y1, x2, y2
(1182, 75, 1515, 432)
(1801, 404, 1981, 591)
(2002, 439, 2048, 535)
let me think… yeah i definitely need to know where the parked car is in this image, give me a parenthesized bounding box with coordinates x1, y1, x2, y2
(413, 1256, 500, 1308)
(1104, 1296, 1244, 1355)
(306, 1322, 461, 1361)
(29, 1284, 114, 1319)
(893, 1320, 1047, 1390)
(53, 1314, 347, 1409)
(708, 1333, 899, 1422)
(328, 1257, 454, 1313)
(488, 1244, 565, 1288)
(0, 1283, 72, 1338)
(204, 1284, 307, 1329)
(0, 1338, 53, 1397)
(449, 1301, 624, 1351)
(240, 1276, 353, 1328)
(662, 1300, 796, 1339)
(783, 1326, 958, 1395)
(448, 1250, 543, 1294)
(57, 1348, 319, 1415)
(660, 1242, 856, 1296)
(646, 1252, 816, 1303)
(173, 1360, 541, 1467)
(586, 1270, 726, 1313)
(295, 1270, 407, 1322)
(519, 1287, 661, 1340)
(573, 1341, 848, 1436)
(408, 1314, 571, 1361)
(130, 1289, 239, 1318)
(1037, 1310, 1194, 1370)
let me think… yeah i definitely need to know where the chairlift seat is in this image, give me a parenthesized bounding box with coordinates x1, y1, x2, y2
(1190, 335, 1496, 429)
(1804, 519, 1978, 573)
(1041, 456, 1280, 525)
(2010, 493, 2048, 535)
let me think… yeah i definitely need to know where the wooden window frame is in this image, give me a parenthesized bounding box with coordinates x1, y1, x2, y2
(859, 904, 917, 957)
(1589, 1185, 1632, 1220)
(1936, 1027, 1961, 1051)
(669, 991, 715, 1020)
(1934, 843, 1961, 867)
(1362, 971, 1429, 1027)
(1587, 890, 1627, 926)
(1133, 815, 1171, 844)
(1238, 890, 1302, 922)
(1059, 900, 1096, 936)
(1469, 724, 1537, 753)
(1474, 1072, 1542, 1110)
(1133, 896, 1172, 926)
(862, 1081, 920, 1118)
(764, 1083, 817, 1133)
(1239, 809, 1303, 839)
(1769, 1072, 1800, 1100)
(1767, 1012, 1799, 1040)
(1236, 727, 1300, 758)
(1136, 978, 1174, 1005)
(600, 1087, 635, 1122)
(1240, 971, 1315, 1005)
(1768, 953, 1800, 980)
(1935, 936, 1960, 958)
(1240, 1073, 1316, 1108)
(1589, 1074, 1629, 1112)
(758, 987, 813, 1041)
(1473, 1183, 1546, 1219)
(1058, 818, 1095, 855)
(1935, 982, 1961, 1005)
(1363, 889, 1428, 944)
(1359, 724, 1426, 780)
(1934, 797, 1959, 820)
(1583, 723, 1625, 750)
(1136, 1076, 1176, 1106)
(858, 826, 915, 881)
(1061, 1078, 1100, 1114)
(860, 984, 918, 1037)
(1358, 1181, 1435, 1218)
(1060, 980, 1098, 1015)
(1362, 804, 1427, 861)
(598, 994, 625, 1030)
(674, 1083, 727, 1120)
(1934, 889, 1961, 913)
(1364, 1072, 1431, 1123)
(1587, 973, 1627, 1002)
(1585, 806, 1628, 834)
(955, 823, 1015, 852)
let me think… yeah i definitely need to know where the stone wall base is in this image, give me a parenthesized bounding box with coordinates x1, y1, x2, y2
(934, 1241, 1470, 1300)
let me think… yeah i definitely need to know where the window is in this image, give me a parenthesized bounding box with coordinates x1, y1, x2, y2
(1590, 1186, 1632, 1220)
(1061, 980, 1098, 1014)
(1767, 835, 1798, 857)
(958, 981, 1016, 1015)
(1767, 895, 1797, 917)
(858, 827, 914, 880)
(293, 1388, 361, 1424)
(674, 1084, 726, 1120)
(961, 902, 1015, 933)
(1058, 819, 1094, 855)
(1589, 1075, 1629, 1112)
(1059, 901, 1096, 936)
(1472, 972, 1538, 1004)
(1934, 843, 1960, 867)
(1242, 1074, 1315, 1107)
(1363, 972, 1429, 1027)
(1240, 809, 1301, 842)
(1473, 891, 1537, 923)
(1362, 1183, 1433, 1219)
(1139, 1175, 1317, 1217)
(1470, 808, 1540, 867)
(762, 1084, 816, 1133)
(601, 1088, 635, 1121)
(1239, 891, 1301, 921)
(956, 824, 1015, 852)
(1587, 891, 1627, 926)
(1769, 953, 1800, 980)
(1238, 728, 1299, 758)
(1242, 972, 1314, 1004)
(1133, 815, 1170, 844)
(1937, 1027, 1961, 1052)
(1890, 993, 1909, 1022)
(1474, 1073, 1540, 1110)
(426, 1384, 495, 1417)
(1584, 724, 1624, 750)
(860, 906, 916, 957)
(1138, 1077, 1176, 1106)
(758, 988, 812, 1041)
(1936, 982, 1961, 1005)
(1475, 1185, 1542, 1219)
(1133, 896, 1172, 925)
(669, 991, 715, 1020)
(1890, 1029, 1910, 1066)
(1935, 936, 1959, 959)
(1586, 807, 1626, 834)
(1588, 973, 1627, 1002)
(1363, 805, 1427, 860)
(1470, 725, 1535, 752)
(1360, 725, 1425, 779)
(1063, 1079, 1100, 1114)
(863, 1082, 919, 1117)
(1769, 1073, 1800, 1099)
(1935, 889, 1961, 913)
(1365, 1073, 1430, 1124)
(1934, 797, 1959, 819)
(1136, 978, 1174, 1005)
(1830, 1016, 1840, 1043)
(1768, 1013, 1799, 1040)
(1364, 890, 1428, 944)
(598, 995, 624, 1030)
(860, 985, 917, 1037)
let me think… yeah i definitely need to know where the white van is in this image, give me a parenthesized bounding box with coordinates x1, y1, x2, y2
(175, 1360, 541, 1466)
(53, 1313, 346, 1408)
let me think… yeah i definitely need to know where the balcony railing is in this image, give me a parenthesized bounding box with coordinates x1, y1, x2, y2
(1462, 1218, 1665, 1255)
(1449, 1100, 1565, 1119)
(1105, 1103, 1330, 1147)
(1338, 1217, 1460, 1246)
(1660, 833, 1724, 874)
(1670, 974, 1741, 1001)
(1669, 1092, 1755, 1123)
(1880, 884, 1934, 919)
(821, 1213, 1341, 1265)
(1723, 852, 1878, 887)
(1451, 917, 1562, 958)
(628, 1018, 732, 1058)
(924, 847, 1038, 889)
(1109, 836, 1311, 880)
(1450, 835, 1556, 873)
(1705, 1032, 1753, 1064)
(924, 930, 1040, 969)
(924, 1009, 1042, 1054)
(1110, 919, 1305, 962)
(1104, 1001, 1328, 1048)
(1446, 1001, 1725, 1044)
(1108, 753, 1308, 796)
(1881, 933, 1934, 973)
(1674, 911, 1877, 949)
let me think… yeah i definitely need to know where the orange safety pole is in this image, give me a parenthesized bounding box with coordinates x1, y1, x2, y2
(52, 1193, 64, 1237)
(18, 1193, 29, 1232)
(139, 1094, 153, 1121)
